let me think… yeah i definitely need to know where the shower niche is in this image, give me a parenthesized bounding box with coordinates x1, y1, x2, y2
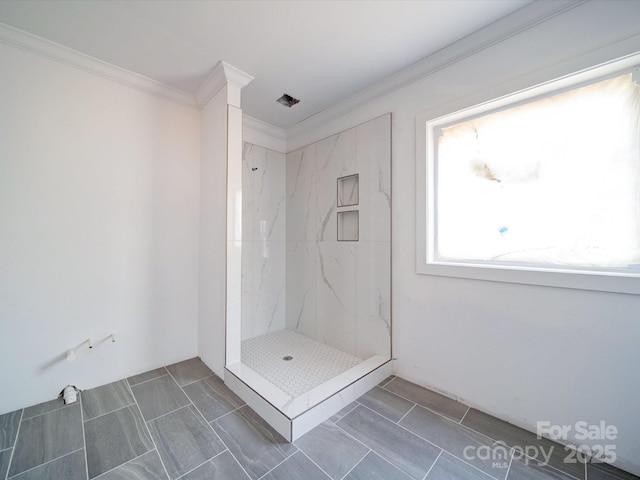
(224, 114, 392, 441)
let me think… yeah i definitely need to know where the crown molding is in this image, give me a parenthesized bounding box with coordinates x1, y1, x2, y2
(243, 114, 287, 153)
(0, 21, 198, 108)
(195, 61, 254, 108)
(285, 0, 586, 149)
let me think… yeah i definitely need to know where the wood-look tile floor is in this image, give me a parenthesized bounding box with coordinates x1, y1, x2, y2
(0, 359, 637, 480)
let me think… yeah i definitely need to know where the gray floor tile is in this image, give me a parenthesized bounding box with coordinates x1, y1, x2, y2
(23, 399, 69, 420)
(127, 368, 169, 387)
(166, 358, 213, 387)
(587, 461, 640, 480)
(462, 409, 584, 479)
(181, 450, 249, 480)
(130, 375, 190, 421)
(183, 375, 244, 422)
(344, 451, 413, 480)
(336, 405, 440, 480)
(147, 405, 225, 480)
(0, 448, 12, 479)
(426, 451, 495, 480)
(84, 404, 153, 479)
(507, 456, 579, 480)
(0, 409, 22, 449)
(296, 421, 368, 479)
(262, 451, 330, 480)
(9, 404, 83, 477)
(81, 380, 135, 420)
(378, 375, 396, 388)
(358, 387, 414, 422)
(97, 450, 167, 480)
(329, 402, 359, 423)
(384, 377, 468, 421)
(211, 406, 297, 480)
(10, 449, 87, 480)
(399, 404, 509, 478)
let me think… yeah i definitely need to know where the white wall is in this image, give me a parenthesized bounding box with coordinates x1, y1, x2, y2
(284, 1, 640, 475)
(198, 85, 228, 377)
(0, 42, 201, 414)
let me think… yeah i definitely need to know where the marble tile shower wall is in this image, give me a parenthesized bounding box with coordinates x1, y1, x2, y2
(285, 114, 391, 360)
(241, 143, 287, 340)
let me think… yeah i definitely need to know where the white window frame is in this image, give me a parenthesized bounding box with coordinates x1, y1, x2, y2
(416, 53, 640, 295)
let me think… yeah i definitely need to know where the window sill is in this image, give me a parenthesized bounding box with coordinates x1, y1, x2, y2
(417, 260, 640, 295)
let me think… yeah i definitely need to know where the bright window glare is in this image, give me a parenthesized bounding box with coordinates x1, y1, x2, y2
(435, 73, 640, 268)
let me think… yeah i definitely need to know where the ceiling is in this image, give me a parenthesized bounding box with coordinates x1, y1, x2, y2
(0, 0, 530, 129)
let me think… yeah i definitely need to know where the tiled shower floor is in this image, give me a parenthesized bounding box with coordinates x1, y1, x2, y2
(0, 358, 636, 480)
(241, 329, 362, 397)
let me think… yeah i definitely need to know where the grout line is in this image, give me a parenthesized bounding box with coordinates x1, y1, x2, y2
(78, 395, 89, 480)
(422, 449, 443, 480)
(331, 407, 422, 480)
(220, 448, 252, 480)
(123, 379, 139, 406)
(381, 376, 398, 389)
(362, 449, 417, 480)
(167, 368, 253, 480)
(379, 376, 396, 389)
(584, 457, 588, 480)
(357, 397, 411, 426)
(163, 369, 182, 389)
(452, 414, 585, 480)
(82, 402, 136, 423)
(427, 449, 498, 480)
(7, 447, 84, 479)
(4, 409, 24, 480)
(174, 450, 226, 480)
(338, 448, 371, 480)
(20, 403, 70, 422)
(505, 451, 514, 479)
(139, 432, 171, 478)
(208, 404, 246, 423)
(299, 450, 333, 479)
(178, 375, 211, 388)
(143, 403, 191, 424)
(355, 403, 503, 480)
(91, 450, 153, 479)
(334, 401, 361, 420)
(369, 388, 520, 450)
(397, 403, 416, 424)
(382, 383, 588, 480)
(130, 397, 171, 480)
(459, 406, 471, 424)
(510, 447, 584, 480)
(127, 372, 169, 388)
(225, 449, 252, 480)
(332, 410, 383, 453)
(376, 386, 468, 424)
(257, 449, 299, 480)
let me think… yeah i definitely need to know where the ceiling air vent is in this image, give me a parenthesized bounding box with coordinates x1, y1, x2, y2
(276, 93, 300, 108)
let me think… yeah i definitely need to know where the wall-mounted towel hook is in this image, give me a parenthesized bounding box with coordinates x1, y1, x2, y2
(87, 338, 93, 349)
(111, 334, 116, 343)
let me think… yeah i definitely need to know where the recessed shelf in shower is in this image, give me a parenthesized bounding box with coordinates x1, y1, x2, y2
(337, 174, 359, 207)
(337, 210, 359, 241)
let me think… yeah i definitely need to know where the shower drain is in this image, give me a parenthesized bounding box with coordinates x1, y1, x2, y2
(282, 355, 293, 361)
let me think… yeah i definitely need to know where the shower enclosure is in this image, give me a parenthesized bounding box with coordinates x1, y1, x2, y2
(224, 114, 392, 441)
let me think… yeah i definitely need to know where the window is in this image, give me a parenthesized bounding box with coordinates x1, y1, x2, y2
(416, 55, 640, 294)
